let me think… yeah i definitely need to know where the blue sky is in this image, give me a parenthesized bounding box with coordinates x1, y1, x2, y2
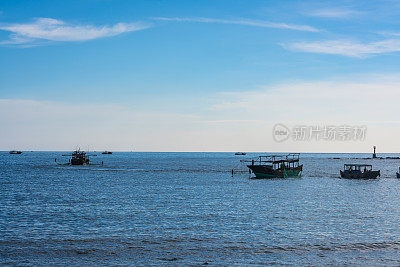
(2, 0, 400, 151)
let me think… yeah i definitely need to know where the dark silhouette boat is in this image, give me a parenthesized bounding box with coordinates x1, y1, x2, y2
(243, 153, 302, 178)
(9, 150, 22, 154)
(340, 164, 380, 179)
(235, 152, 246, 155)
(102, 151, 112, 154)
(69, 150, 90, 165)
(55, 149, 102, 166)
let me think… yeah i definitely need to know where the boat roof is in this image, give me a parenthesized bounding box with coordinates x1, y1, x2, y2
(242, 153, 300, 164)
(344, 164, 372, 167)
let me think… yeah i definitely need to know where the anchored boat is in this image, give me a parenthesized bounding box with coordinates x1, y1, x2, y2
(243, 153, 302, 178)
(340, 164, 380, 179)
(55, 149, 102, 166)
(9, 150, 22, 154)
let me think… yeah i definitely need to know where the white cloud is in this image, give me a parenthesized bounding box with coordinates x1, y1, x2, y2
(0, 99, 203, 151)
(0, 18, 149, 45)
(210, 75, 400, 122)
(207, 75, 400, 152)
(0, 34, 33, 45)
(306, 8, 361, 18)
(0, 99, 273, 152)
(283, 39, 400, 57)
(3, 76, 400, 152)
(379, 31, 400, 37)
(154, 17, 320, 32)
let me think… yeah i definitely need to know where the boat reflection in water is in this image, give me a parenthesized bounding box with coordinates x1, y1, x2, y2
(243, 153, 302, 178)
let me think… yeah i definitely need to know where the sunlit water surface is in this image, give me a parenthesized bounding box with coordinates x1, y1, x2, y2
(2, 152, 400, 265)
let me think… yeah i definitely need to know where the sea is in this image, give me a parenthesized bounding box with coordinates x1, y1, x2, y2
(2, 152, 400, 265)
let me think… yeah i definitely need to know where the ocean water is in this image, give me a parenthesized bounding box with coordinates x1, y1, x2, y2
(2, 152, 400, 265)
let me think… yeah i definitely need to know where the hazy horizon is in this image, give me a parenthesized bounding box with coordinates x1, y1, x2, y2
(2, 0, 400, 152)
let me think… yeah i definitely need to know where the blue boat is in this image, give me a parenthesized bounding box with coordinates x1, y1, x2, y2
(340, 164, 380, 179)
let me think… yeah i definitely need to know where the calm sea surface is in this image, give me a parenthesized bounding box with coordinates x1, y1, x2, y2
(2, 152, 400, 265)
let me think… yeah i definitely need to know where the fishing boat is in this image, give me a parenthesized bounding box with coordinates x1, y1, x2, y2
(102, 151, 112, 154)
(340, 164, 380, 179)
(9, 150, 22, 154)
(55, 149, 102, 166)
(235, 152, 246, 155)
(243, 153, 302, 178)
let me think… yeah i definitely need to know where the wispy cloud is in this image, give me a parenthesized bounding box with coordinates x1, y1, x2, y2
(283, 39, 400, 58)
(306, 8, 361, 18)
(0, 18, 149, 46)
(154, 17, 320, 32)
(209, 75, 400, 121)
(206, 75, 400, 152)
(379, 31, 400, 37)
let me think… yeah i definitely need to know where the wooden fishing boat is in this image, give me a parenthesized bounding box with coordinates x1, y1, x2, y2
(243, 153, 302, 178)
(340, 164, 380, 179)
(55, 149, 102, 166)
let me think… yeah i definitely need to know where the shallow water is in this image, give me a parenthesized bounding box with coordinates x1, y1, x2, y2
(2, 152, 400, 265)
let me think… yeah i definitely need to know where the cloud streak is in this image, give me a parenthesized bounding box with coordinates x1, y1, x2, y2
(0, 18, 149, 45)
(306, 8, 361, 18)
(283, 39, 400, 57)
(206, 75, 400, 152)
(154, 17, 320, 32)
(210, 75, 400, 122)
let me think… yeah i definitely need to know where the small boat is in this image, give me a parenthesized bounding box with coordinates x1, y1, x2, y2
(9, 150, 22, 154)
(396, 167, 400, 178)
(235, 152, 246, 155)
(55, 149, 102, 166)
(243, 153, 302, 178)
(102, 151, 112, 154)
(340, 164, 380, 179)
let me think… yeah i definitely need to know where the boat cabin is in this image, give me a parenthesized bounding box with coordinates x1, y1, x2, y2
(248, 153, 301, 170)
(343, 164, 372, 173)
(242, 153, 303, 178)
(340, 164, 380, 179)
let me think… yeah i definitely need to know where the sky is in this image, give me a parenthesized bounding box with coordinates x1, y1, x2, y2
(1, 0, 400, 152)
